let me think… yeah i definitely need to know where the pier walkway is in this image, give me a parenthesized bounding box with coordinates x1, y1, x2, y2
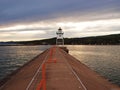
(0, 46, 120, 90)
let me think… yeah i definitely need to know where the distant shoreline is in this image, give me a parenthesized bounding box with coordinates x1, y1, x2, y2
(0, 44, 120, 46)
(0, 34, 120, 45)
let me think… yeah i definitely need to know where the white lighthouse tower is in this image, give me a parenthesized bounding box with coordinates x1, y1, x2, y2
(56, 27, 64, 45)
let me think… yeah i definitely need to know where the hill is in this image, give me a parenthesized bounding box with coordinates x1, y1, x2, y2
(17, 34, 120, 45)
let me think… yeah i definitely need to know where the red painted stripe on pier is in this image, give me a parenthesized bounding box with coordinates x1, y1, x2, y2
(36, 47, 57, 90)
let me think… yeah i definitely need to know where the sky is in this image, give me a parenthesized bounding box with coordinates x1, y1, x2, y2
(0, 0, 120, 41)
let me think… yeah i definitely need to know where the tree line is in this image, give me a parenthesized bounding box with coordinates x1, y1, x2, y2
(17, 34, 120, 45)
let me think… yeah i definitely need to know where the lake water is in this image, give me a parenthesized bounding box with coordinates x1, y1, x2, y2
(67, 45, 120, 86)
(0, 45, 120, 86)
(0, 45, 50, 80)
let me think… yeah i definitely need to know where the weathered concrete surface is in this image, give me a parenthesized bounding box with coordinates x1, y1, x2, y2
(60, 48, 120, 90)
(0, 46, 120, 90)
(46, 47, 85, 90)
(0, 50, 49, 90)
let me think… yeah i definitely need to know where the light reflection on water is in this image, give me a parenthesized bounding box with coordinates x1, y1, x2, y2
(0, 45, 50, 80)
(0, 45, 120, 86)
(67, 45, 120, 86)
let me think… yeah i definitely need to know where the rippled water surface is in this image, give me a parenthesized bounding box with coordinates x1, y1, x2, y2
(0, 45, 120, 86)
(0, 45, 50, 80)
(67, 45, 120, 86)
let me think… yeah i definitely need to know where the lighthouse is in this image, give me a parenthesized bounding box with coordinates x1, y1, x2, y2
(56, 27, 64, 45)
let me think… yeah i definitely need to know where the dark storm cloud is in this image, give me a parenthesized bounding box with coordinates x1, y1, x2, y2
(0, 0, 120, 24)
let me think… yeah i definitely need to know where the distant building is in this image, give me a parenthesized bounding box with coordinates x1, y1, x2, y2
(56, 27, 64, 45)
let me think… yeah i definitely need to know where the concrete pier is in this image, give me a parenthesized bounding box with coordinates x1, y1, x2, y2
(0, 46, 120, 90)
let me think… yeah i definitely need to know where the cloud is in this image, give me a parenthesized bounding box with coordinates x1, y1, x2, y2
(0, 0, 120, 25)
(0, 18, 120, 41)
(0, 0, 120, 41)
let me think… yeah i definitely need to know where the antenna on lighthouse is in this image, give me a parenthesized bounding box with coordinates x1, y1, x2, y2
(56, 27, 64, 45)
